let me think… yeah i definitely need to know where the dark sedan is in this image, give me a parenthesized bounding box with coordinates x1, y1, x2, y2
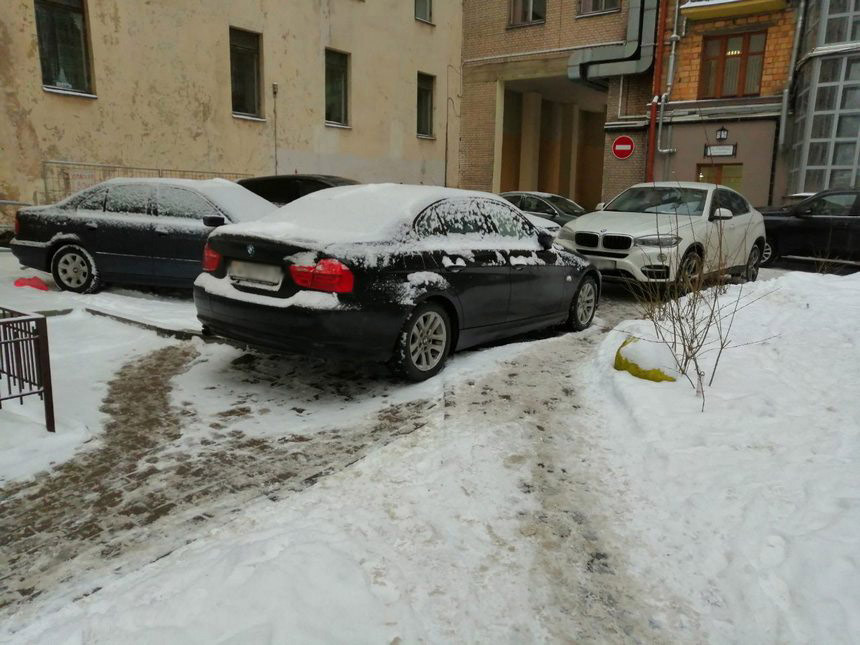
(238, 174, 359, 206)
(500, 191, 585, 226)
(759, 189, 860, 266)
(10, 178, 276, 292)
(194, 184, 600, 380)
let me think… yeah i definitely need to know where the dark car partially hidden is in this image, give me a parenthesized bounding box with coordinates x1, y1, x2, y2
(758, 189, 860, 266)
(194, 184, 600, 381)
(237, 174, 359, 206)
(10, 178, 276, 292)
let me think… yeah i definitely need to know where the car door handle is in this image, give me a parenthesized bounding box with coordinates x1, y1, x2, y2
(155, 227, 169, 236)
(85, 221, 98, 230)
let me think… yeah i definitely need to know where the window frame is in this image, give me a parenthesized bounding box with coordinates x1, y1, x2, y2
(415, 0, 433, 24)
(229, 27, 263, 118)
(34, 0, 94, 95)
(698, 31, 767, 100)
(325, 48, 351, 127)
(509, 0, 546, 26)
(417, 72, 435, 138)
(578, 0, 621, 17)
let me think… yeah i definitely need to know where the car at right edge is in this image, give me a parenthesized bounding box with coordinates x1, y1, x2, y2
(556, 182, 766, 285)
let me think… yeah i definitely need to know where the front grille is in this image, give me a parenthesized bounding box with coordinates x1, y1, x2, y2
(581, 249, 629, 259)
(602, 234, 633, 250)
(575, 232, 599, 247)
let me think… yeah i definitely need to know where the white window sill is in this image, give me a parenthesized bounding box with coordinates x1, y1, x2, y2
(417, 134, 436, 140)
(233, 113, 266, 122)
(43, 86, 97, 99)
(325, 121, 352, 130)
(415, 17, 435, 26)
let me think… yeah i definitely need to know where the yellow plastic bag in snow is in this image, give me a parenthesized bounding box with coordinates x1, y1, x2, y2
(613, 337, 677, 383)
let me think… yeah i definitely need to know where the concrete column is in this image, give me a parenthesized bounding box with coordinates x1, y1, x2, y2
(491, 81, 506, 193)
(568, 105, 581, 199)
(518, 92, 542, 191)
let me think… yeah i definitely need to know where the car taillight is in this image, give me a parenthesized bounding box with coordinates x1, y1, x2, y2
(14, 213, 20, 236)
(289, 258, 354, 293)
(202, 243, 222, 272)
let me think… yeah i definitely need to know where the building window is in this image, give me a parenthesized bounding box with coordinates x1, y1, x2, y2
(415, 0, 432, 23)
(325, 49, 350, 126)
(824, 0, 860, 45)
(230, 28, 261, 117)
(699, 32, 766, 99)
(579, 0, 620, 15)
(417, 73, 435, 137)
(34, 0, 92, 94)
(510, 0, 546, 25)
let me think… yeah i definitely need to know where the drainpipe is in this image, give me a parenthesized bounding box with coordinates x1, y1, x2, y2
(779, 0, 807, 148)
(646, 0, 670, 182)
(568, 0, 659, 81)
(656, 0, 682, 163)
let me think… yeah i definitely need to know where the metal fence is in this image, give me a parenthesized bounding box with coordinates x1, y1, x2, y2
(0, 307, 55, 432)
(40, 160, 252, 204)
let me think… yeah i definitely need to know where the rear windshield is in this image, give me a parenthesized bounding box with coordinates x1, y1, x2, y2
(606, 187, 708, 217)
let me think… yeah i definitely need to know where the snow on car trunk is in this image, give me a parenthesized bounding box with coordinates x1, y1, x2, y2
(583, 270, 860, 642)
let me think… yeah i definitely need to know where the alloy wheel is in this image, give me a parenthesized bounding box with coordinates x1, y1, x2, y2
(409, 311, 447, 372)
(747, 246, 761, 281)
(57, 252, 90, 289)
(761, 241, 773, 265)
(575, 280, 597, 326)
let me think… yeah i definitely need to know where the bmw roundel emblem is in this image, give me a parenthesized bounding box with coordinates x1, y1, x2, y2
(246, 244, 255, 257)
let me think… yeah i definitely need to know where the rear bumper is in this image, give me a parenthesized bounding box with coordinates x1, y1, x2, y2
(194, 284, 406, 362)
(9, 240, 50, 272)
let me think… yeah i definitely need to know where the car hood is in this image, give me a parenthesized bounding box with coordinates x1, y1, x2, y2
(566, 210, 701, 237)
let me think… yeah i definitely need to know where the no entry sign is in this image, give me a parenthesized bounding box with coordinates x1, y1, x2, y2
(611, 135, 635, 160)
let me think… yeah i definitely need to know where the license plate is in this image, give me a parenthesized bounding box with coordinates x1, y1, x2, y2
(228, 260, 284, 291)
(590, 258, 617, 271)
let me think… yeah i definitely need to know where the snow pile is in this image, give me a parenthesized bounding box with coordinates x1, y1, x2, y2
(613, 336, 680, 382)
(586, 271, 860, 642)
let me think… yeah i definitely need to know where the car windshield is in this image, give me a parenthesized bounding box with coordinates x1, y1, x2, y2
(606, 187, 707, 217)
(544, 194, 583, 215)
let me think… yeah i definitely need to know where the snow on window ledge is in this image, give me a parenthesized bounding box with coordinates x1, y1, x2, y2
(325, 121, 352, 130)
(232, 113, 266, 123)
(42, 86, 97, 99)
(417, 134, 436, 141)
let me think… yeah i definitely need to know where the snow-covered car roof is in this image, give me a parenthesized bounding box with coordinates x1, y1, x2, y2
(100, 177, 277, 221)
(213, 183, 515, 244)
(627, 181, 719, 191)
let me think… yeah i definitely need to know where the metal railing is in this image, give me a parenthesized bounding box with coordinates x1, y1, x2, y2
(40, 160, 252, 204)
(0, 307, 55, 432)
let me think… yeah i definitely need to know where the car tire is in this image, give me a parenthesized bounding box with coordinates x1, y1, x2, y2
(391, 302, 452, 381)
(676, 249, 704, 289)
(744, 245, 762, 282)
(760, 239, 778, 267)
(51, 244, 101, 293)
(567, 273, 598, 332)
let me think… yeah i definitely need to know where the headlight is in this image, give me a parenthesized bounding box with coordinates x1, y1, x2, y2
(558, 227, 576, 241)
(635, 234, 682, 247)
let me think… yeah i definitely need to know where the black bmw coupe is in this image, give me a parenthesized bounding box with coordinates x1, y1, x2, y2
(194, 184, 600, 380)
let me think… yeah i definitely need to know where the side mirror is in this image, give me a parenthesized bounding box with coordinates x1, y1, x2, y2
(595, 202, 605, 211)
(203, 215, 226, 227)
(712, 207, 733, 220)
(793, 207, 812, 217)
(538, 230, 555, 250)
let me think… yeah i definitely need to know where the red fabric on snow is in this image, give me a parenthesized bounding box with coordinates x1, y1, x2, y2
(14, 277, 50, 291)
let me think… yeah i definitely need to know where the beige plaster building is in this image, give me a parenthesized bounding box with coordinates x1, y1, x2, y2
(0, 0, 462, 226)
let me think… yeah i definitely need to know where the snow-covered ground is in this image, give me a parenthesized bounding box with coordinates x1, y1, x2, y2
(2, 244, 857, 643)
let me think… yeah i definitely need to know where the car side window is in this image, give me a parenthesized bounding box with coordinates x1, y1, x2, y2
(502, 194, 521, 208)
(804, 193, 855, 216)
(106, 185, 153, 215)
(520, 195, 554, 216)
(478, 199, 534, 238)
(77, 188, 107, 211)
(157, 187, 218, 220)
(414, 198, 494, 237)
(712, 189, 745, 216)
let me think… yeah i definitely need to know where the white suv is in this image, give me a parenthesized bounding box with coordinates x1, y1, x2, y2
(556, 182, 766, 283)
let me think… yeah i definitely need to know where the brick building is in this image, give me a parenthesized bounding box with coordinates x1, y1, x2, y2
(459, 0, 658, 209)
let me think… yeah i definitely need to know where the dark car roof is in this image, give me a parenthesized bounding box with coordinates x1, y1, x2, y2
(238, 174, 359, 187)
